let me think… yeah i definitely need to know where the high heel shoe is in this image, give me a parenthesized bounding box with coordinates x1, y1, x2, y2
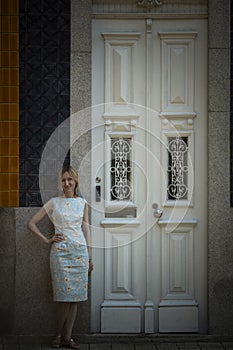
(51, 335, 62, 348)
(62, 338, 80, 349)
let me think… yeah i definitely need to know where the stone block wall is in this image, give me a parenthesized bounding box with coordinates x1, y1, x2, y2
(0, 208, 90, 337)
(208, 0, 233, 335)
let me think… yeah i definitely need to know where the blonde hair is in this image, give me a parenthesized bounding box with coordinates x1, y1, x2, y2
(60, 165, 80, 197)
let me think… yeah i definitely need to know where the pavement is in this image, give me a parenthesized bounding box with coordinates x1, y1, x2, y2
(1, 335, 233, 350)
(1, 344, 233, 350)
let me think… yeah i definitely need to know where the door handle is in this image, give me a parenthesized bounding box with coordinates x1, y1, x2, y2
(96, 185, 101, 202)
(95, 177, 101, 202)
(152, 203, 163, 218)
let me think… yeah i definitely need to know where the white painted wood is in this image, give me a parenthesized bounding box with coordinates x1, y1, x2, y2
(159, 32, 197, 113)
(101, 218, 141, 227)
(101, 306, 141, 333)
(144, 300, 154, 334)
(160, 223, 196, 300)
(105, 229, 134, 299)
(155, 20, 207, 333)
(91, 20, 148, 325)
(159, 306, 198, 333)
(91, 17, 207, 334)
(101, 32, 141, 115)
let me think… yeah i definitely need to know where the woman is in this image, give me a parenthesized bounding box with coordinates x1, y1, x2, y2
(28, 165, 93, 349)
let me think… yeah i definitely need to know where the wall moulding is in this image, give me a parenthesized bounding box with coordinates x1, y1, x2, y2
(92, 0, 208, 17)
(137, 0, 163, 11)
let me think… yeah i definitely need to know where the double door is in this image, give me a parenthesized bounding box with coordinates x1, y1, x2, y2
(91, 18, 207, 333)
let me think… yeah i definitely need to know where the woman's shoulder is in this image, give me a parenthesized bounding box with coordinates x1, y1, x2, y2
(49, 196, 64, 205)
(50, 196, 60, 202)
(51, 196, 69, 200)
(76, 196, 87, 204)
(43, 198, 55, 213)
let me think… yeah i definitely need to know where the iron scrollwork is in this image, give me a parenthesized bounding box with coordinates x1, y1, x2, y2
(137, 0, 163, 11)
(110, 137, 132, 200)
(167, 137, 188, 200)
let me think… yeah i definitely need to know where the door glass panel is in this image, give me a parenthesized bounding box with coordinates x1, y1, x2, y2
(167, 136, 188, 200)
(110, 137, 132, 201)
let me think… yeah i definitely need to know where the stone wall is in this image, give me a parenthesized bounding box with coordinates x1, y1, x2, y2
(0, 208, 90, 337)
(0, 207, 54, 336)
(0, 208, 15, 335)
(208, 0, 233, 335)
(70, 0, 92, 201)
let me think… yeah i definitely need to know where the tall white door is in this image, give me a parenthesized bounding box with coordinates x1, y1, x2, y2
(91, 18, 207, 333)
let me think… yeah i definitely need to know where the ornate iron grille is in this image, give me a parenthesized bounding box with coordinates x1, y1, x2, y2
(110, 137, 132, 200)
(167, 137, 188, 200)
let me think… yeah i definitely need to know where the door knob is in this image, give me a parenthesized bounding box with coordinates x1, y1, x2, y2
(152, 203, 163, 218)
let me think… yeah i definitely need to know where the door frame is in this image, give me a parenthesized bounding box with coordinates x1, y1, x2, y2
(90, 15, 208, 334)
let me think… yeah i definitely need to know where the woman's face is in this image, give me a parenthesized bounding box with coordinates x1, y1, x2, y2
(61, 171, 76, 197)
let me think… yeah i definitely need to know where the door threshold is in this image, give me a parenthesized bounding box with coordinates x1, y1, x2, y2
(77, 333, 233, 343)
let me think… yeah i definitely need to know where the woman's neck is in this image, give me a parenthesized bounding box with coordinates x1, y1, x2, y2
(64, 193, 75, 198)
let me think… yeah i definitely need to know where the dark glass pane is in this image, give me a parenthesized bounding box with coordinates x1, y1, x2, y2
(167, 137, 188, 200)
(110, 137, 132, 201)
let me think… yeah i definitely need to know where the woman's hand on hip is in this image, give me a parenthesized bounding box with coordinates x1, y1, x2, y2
(47, 233, 65, 244)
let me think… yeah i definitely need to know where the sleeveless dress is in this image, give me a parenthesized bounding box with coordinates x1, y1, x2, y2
(50, 197, 89, 302)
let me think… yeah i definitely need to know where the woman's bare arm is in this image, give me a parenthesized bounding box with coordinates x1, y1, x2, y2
(82, 203, 91, 257)
(28, 200, 55, 244)
(82, 203, 94, 273)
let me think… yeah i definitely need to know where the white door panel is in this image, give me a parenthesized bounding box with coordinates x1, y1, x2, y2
(91, 18, 207, 333)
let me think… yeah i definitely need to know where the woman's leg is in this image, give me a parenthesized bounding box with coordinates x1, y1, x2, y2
(56, 302, 70, 336)
(51, 302, 71, 348)
(62, 302, 78, 340)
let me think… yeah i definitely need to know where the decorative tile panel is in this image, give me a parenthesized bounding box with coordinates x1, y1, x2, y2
(19, 0, 70, 206)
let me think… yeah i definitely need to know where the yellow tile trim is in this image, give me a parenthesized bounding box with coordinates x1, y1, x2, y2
(0, 0, 19, 207)
(0, 16, 18, 33)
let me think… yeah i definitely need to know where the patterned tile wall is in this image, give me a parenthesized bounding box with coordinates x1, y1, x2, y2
(19, 0, 70, 206)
